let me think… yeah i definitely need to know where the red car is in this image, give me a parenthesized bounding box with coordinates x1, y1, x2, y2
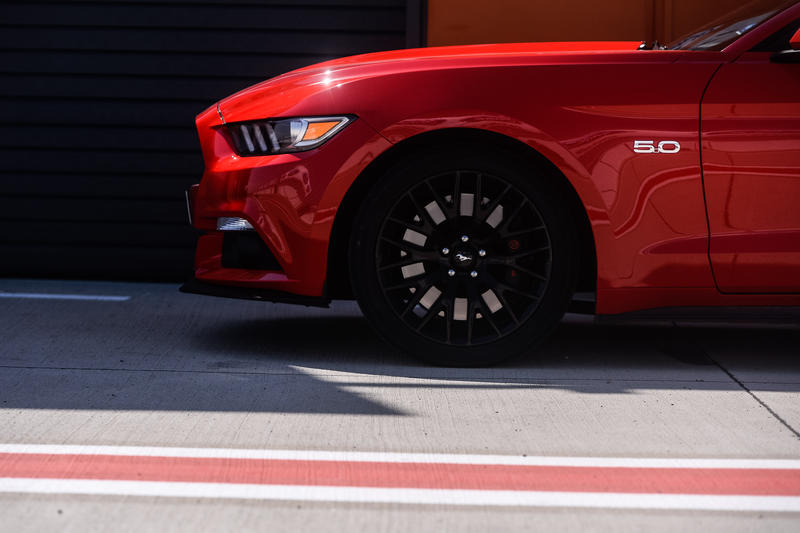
(183, 0, 800, 366)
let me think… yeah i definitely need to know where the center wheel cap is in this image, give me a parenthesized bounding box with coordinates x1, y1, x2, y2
(452, 249, 474, 268)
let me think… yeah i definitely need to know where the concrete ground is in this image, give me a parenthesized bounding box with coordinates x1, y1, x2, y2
(0, 278, 798, 531)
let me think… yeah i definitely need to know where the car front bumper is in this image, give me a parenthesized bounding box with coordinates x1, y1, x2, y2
(186, 107, 392, 299)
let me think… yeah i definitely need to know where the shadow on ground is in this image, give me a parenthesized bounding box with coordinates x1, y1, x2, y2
(194, 312, 799, 377)
(1, 294, 798, 415)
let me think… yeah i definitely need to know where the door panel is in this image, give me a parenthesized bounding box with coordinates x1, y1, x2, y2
(701, 51, 800, 293)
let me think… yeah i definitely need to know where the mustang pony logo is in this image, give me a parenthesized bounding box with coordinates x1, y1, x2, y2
(454, 252, 473, 264)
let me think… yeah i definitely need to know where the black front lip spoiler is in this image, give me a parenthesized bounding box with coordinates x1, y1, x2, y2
(180, 276, 330, 308)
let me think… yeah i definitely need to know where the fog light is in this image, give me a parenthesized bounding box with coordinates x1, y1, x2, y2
(217, 217, 254, 231)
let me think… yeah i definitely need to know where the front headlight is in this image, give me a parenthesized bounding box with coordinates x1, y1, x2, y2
(224, 116, 353, 156)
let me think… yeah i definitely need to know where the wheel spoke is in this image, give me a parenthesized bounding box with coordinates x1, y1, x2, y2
(387, 216, 429, 234)
(453, 172, 461, 209)
(504, 224, 546, 239)
(486, 247, 549, 266)
(406, 191, 435, 232)
(383, 277, 423, 291)
(477, 298, 502, 336)
(502, 246, 551, 262)
(493, 286, 520, 325)
(400, 285, 428, 317)
(379, 258, 428, 272)
(496, 198, 529, 235)
(494, 279, 540, 300)
(379, 240, 440, 264)
(484, 259, 549, 282)
(453, 171, 461, 216)
(415, 301, 441, 331)
(466, 298, 476, 345)
(424, 180, 452, 220)
(513, 245, 550, 259)
(474, 173, 483, 217)
(380, 236, 423, 254)
(477, 184, 511, 225)
(444, 299, 453, 343)
(510, 264, 549, 282)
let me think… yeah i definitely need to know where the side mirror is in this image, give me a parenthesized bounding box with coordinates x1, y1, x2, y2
(771, 27, 800, 63)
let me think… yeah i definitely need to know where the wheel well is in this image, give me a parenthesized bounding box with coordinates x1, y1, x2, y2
(325, 128, 597, 300)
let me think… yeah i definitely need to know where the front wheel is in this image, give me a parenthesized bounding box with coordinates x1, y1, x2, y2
(349, 145, 578, 366)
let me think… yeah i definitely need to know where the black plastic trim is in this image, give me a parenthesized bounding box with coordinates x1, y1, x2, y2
(221, 232, 282, 271)
(180, 276, 330, 308)
(596, 306, 800, 323)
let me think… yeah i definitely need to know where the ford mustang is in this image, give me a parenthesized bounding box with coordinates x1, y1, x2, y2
(182, 0, 800, 366)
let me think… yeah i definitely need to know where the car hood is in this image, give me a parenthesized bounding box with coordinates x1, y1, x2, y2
(216, 41, 643, 123)
(295, 41, 644, 70)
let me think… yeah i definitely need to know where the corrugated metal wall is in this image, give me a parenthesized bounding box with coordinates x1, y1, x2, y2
(0, 0, 420, 280)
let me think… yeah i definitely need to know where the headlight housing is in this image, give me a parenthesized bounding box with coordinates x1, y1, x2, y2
(224, 116, 353, 156)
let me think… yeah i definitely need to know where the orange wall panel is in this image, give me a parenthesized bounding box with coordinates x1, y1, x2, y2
(428, 0, 746, 46)
(664, 0, 746, 41)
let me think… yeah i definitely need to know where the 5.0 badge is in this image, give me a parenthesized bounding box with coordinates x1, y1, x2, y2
(633, 140, 681, 154)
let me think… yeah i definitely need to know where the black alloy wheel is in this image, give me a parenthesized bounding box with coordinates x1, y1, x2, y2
(350, 144, 578, 366)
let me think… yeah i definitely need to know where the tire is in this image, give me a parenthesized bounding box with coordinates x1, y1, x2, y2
(349, 143, 579, 366)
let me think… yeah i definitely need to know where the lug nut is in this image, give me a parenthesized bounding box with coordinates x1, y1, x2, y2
(447, 269, 456, 277)
(470, 270, 478, 278)
(478, 249, 486, 257)
(461, 235, 469, 242)
(441, 247, 450, 255)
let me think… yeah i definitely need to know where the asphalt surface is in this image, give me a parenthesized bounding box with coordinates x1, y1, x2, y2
(1, 278, 799, 531)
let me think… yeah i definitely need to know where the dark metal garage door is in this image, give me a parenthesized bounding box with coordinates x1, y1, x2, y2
(0, 0, 424, 280)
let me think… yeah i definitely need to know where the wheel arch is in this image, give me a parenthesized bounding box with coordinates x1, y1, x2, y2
(326, 127, 598, 301)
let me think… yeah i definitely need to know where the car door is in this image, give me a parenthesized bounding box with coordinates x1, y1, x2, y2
(700, 21, 800, 293)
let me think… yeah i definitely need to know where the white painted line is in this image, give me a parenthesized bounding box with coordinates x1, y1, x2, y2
(0, 293, 130, 302)
(1, 479, 799, 511)
(1, 444, 799, 470)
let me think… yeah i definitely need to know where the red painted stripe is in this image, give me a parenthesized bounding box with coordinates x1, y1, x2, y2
(2, 453, 799, 495)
